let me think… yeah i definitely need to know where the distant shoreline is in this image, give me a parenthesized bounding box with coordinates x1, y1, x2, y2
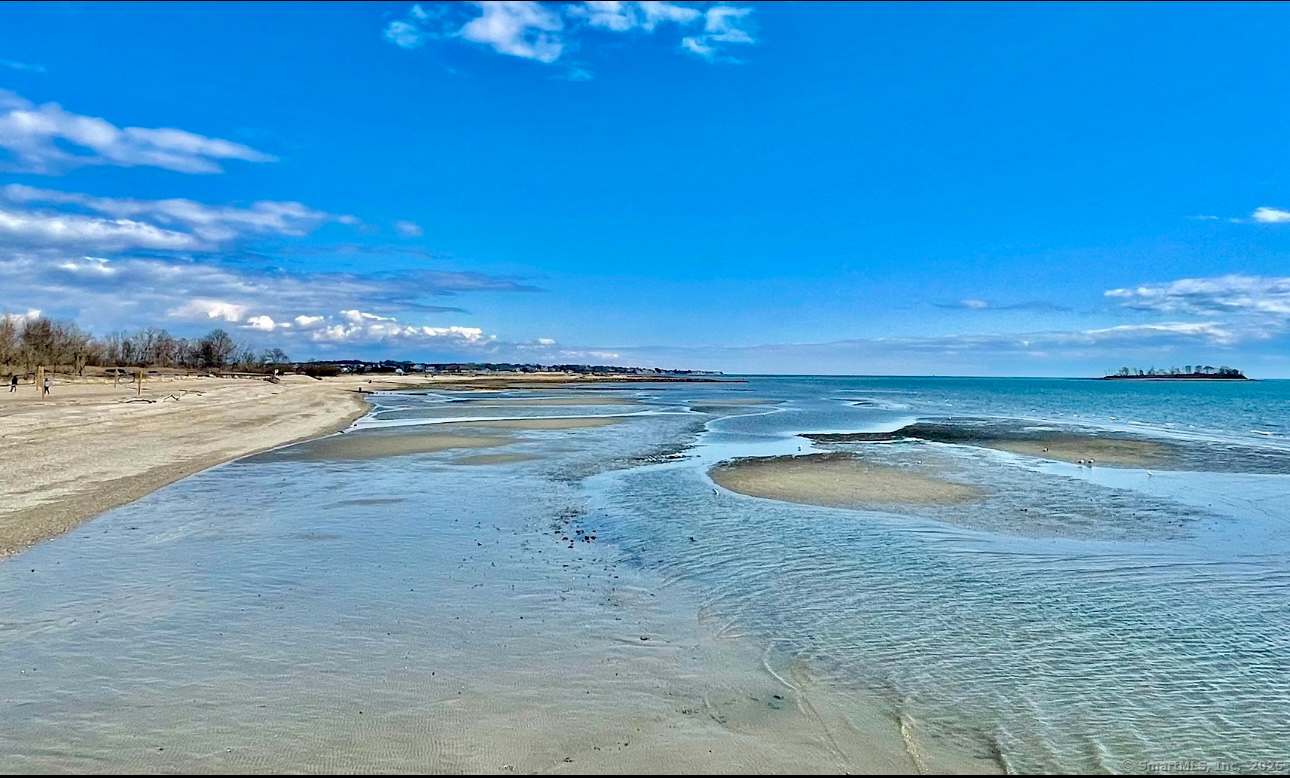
(1097, 375, 1250, 381)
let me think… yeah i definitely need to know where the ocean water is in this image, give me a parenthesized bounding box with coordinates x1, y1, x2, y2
(2, 377, 1289, 773)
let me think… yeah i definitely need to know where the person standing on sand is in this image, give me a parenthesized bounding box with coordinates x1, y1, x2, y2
(42, 376, 51, 397)
(8, 374, 16, 392)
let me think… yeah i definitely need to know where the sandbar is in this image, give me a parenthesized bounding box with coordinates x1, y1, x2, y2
(711, 453, 982, 508)
(806, 422, 1179, 468)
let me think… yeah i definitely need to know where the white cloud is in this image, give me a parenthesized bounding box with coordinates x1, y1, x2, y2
(308, 309, 492, 345)
(168, 299, 251, 323)
(0, 185, 342, 251)
(0, 90, 276, 174)
(383, 2, 754, 66)
(459, 1, 565, 63)
(247, 315, 279, 331)
(393, 220, 424, 237)
(1251, 207, 1290, 224)
(960, 299, 989, 310)
(681, 5, 755, 61)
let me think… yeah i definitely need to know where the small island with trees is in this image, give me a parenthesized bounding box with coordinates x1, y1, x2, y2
(1101, 365, 1249, 380)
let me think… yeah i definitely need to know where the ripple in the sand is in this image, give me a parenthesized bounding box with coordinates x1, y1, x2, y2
(710, 453, 982, 507)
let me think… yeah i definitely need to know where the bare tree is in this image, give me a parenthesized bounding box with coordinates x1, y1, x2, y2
(0, 314, 17, 372)
(199, 328, 237, 369)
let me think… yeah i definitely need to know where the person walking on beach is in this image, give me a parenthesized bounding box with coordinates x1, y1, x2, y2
(42, 376, 51, 397)
(7, 374, 16, 393)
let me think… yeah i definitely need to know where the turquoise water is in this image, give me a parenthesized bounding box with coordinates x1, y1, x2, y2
(2, 377, 1288, 773)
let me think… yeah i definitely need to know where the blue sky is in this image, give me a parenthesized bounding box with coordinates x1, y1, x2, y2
(2, 1, 1290, 375)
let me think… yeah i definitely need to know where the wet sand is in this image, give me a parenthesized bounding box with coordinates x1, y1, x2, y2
(711, 453, 982, 508)
(806, 422, 1180, 468)
(449, 416, 628, 430)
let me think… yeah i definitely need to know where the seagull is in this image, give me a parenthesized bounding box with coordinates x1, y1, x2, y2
(712, 487, 719, 495)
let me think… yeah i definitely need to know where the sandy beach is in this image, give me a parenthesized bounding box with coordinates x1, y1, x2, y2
(0, 372, 686, 558)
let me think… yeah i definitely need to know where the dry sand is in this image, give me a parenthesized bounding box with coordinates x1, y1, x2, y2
(711, 453, 982, 508)
(0, 371, 672, 557)
(0, 375, 368, 556)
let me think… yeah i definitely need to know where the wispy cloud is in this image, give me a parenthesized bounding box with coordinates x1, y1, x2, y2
(1, 58, 45, 73)
(0, 90, 275, 174)
(0, 185, 347, 253)
(567, 1, 700, 32)
(0, 250, 538, 338)
(1105, 274, 1290, 324)
(932, 298, 1070, 312)
(383, 2, 756, 68)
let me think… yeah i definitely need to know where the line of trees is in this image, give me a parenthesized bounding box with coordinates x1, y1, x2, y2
(1111, 365, 1243, 377)
(1, 314, 290, 376)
